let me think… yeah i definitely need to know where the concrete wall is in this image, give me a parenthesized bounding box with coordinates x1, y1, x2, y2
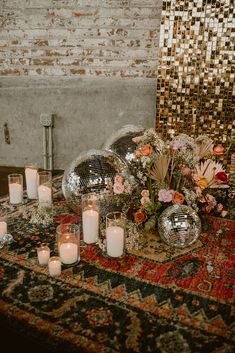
(0, 0, 162, 169)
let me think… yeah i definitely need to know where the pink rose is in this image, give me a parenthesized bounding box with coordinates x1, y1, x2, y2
(216, 203, 223, 213)
(114, 175, 123, 184)
(113, 183, 125, 194)
(132, 136, 143, 144)
(141, 190, 149, 198)
(158, 189, 174, 203)
(221, 210, 228, 218)
(141, 196, 150, 205)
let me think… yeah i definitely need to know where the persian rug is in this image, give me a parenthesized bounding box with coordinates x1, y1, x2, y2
(0, 175, 234, 353)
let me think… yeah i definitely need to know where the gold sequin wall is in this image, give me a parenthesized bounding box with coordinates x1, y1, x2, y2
(156, 0, 235, 162)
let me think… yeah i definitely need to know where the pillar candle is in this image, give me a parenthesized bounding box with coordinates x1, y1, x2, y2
(25, 168, 38, 199)
(0, 221, 7, 240)
(48, 258, 61, 276)
(59, 243, 78, 265)
(9, 183, 23, 204)
(82, 209, 99, 244)
(106, 226, 124, 257)
(38, 185, 52, 205)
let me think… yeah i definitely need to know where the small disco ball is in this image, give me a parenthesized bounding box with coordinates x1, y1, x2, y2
(103, 124, 144, 167)
(62, 149, 129, 214)
(158, 205, 201, 248)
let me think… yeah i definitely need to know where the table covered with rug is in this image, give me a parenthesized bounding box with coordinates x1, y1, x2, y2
(0, 175, 234, 353)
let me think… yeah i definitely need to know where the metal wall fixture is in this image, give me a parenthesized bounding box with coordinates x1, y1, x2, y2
(40, 113, 54, 170)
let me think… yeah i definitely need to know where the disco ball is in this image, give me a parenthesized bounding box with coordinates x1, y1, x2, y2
(62, 149, 129, 214)
(103, 124, 144, 167)
(158, 205, 201, 248)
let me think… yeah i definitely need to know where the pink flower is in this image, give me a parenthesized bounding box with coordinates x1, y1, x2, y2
(141, 196, 150, 205)
(141, 190, 149, 198)
(135, 150, 141, 159)
(221, 210, 228, 218)
(213, 144, 225, 156)
(132, 136, 143, 144)
(114, 175, 123, 184)
(158, 189, 174, 203)
(113, 183, 124, 194)
(195, 187, 202, 196)
(205, 194, 217, 208)
(216, 203, 223, 212)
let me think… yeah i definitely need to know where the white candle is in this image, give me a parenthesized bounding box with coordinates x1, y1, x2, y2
(9, 183, 23, 204)
(106, 226, 124, 257)
(37, 249, 50, 265)
(82, 209, 99, 244)
(25, 168, 38, 199)
(59, 243, 78, 265)
(38, 185, 52, 205)
(48, 258, 61, 276)
(0, 221, 7, 240)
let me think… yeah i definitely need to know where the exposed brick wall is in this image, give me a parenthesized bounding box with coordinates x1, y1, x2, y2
(0, 0, 162, 78)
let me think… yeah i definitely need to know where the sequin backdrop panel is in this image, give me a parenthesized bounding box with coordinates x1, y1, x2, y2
(156, 0, 235, 169)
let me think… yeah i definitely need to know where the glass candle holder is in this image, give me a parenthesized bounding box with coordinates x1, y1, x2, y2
(48, 256, 61, 276)
(56, 224, 80, 266)
(25, 165, 38, 199)
(82, 192, 99, 244)
(37, 243, 50, 266)
(105, 212, 126, 258)
(8, 173, 23, 204)
(0, 218, 7, 241)
(38, 171, 52, 206)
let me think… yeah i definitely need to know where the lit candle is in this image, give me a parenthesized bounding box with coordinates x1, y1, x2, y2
(9, 183, 23, 204)
(106, 226, 124, 257)
(48, 257, 61, 276)
(37, 247, 50, 265)
(59, 243, 78, 265)
(25, 167, 38, 199)
(38, 185, 52, 205)
(0, 221, 7, 240)
(82, 209, 99, 244)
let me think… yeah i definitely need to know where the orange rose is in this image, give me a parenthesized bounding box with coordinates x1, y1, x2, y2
(172, 192, 185, 204)
(140, 144, 153, 156)
(134, 209, 147, 225)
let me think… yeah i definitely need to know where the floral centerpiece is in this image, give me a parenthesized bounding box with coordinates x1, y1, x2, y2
(127, 129, 233, 231)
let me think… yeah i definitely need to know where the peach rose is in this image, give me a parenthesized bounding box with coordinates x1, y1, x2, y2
(134, 209, 147, 225)
(140, 144, 153, 156)
(114, 175, 123, 184)
(216, 203, 223, 213)
(172, 192, 185, 204)
(113, 183, 124, 194)
(213, 144, 225, 156)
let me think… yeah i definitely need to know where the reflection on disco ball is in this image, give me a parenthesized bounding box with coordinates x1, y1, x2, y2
(103, 124, 144, 167)
(62, 149, 129, 214)
(158, 205, 201, 248)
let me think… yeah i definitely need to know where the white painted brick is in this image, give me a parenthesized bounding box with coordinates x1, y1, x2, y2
(0, 0, 162, 79)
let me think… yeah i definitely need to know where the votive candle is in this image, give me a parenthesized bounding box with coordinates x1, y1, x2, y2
(37, 244, 50, 265)
(48, 257, 61, 276)
(59, 242, 78, 265)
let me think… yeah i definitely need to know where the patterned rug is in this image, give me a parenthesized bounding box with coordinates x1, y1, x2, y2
(0, 175, 234, 353)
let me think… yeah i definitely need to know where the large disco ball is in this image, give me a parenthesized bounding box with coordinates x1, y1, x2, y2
(158, 205, 201, 248)
(103, 124, 144, 167)
(62, 149, 129, 214)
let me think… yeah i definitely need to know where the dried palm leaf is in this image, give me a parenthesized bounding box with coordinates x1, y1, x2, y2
(196, 139, 214, 159)
(149, 155, 170, 183)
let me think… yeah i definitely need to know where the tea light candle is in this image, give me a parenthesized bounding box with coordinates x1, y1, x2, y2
(25, 167, 38, 199)
(0, 221, 7, 240)
(48, 257, 61, 276)
(38, 185, 52, 205)
(37, 247, 50, 265)
(59, 243, 78, 265)
(82, 209, 99, 244)
(106, 226, 124, 257)
(9, 183, 23, 204)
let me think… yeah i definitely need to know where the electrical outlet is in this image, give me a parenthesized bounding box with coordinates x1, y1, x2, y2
(40, 113, 53, 127)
